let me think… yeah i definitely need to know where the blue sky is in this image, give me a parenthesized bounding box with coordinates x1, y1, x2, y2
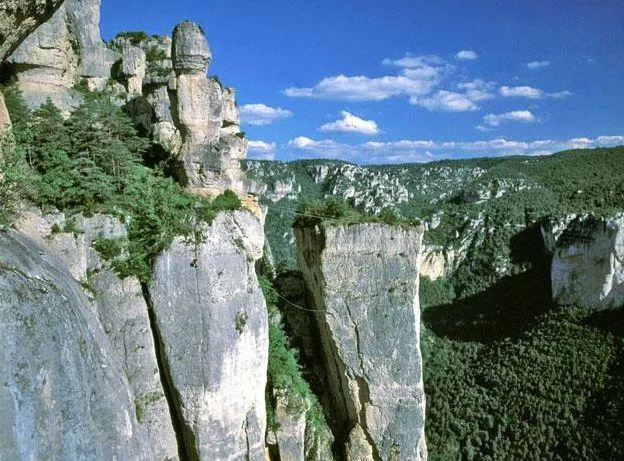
(100, 0, 624, 164)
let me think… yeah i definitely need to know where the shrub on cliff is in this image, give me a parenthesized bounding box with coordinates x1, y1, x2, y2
(294, 195, 420, 228)
(2, 85, 241, 281)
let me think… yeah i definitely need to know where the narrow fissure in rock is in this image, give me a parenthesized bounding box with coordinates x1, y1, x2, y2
(141, 282, 199, 461)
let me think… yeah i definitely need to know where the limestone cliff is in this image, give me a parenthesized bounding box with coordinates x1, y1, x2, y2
(0, 0, 66, 129)
(0, 0, 65, 61)
(6, 0, 118, 110)
(2, 208, 269, 460)
(551, 213, 624, 310)
(15, 209, 179, 460)
(295, 222, 427, 461)
(149, 211, 268, 460)
(0, 230, 155, 460)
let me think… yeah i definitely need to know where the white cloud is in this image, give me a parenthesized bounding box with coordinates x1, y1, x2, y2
(283, 134, 624, 164)
(456, 50, 478, 60)
(284, 55, 447, 102)
(457, 79, 496, 101)
(319, 111, 380, 135)
(412, 90, 479, 112)
(239, 104, 293, 126)
(549, 90, 573, 99)
(481, 110, 538, 127)
(499, 85, 543, 99)
(526, 60, 550, 69)
(247, 140, 276, 160)
(499, 85, 572, 99)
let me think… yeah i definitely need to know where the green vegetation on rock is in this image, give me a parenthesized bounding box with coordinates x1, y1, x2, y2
(260, 275, 330, 436)
(1, 84, 240, 281)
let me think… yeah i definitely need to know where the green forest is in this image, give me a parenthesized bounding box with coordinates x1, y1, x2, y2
(250, 149, 624, 460)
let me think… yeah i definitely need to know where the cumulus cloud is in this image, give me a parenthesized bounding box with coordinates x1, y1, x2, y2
(526, 60, 550, 69)
(499, 85, 543, 98)
(455, 50, 478, 60)
(480, 110, 538, 128)
(319, 111, 380, 135)
(457, 79, 496, 101)
(282, 134, 624, 164)
(247, 140, 276, 160)
(499, 85, 572, 99)
(284, 55, 447, 102)
(239, 104, 293, 126)
(411, 90, 479, 112)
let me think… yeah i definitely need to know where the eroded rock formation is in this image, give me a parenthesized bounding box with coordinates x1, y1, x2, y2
(295, 222, 428, 461)
(7, 2, 250, 195)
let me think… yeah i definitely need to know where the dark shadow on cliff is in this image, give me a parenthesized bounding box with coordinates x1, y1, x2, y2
(423, 224, 554, 344)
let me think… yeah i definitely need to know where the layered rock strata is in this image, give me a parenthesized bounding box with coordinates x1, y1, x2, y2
(295, 222, 428, 461)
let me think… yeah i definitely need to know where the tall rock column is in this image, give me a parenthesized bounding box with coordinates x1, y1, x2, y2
(148, 210, 268, 461)
(171, 20, 246, 194)
(295, 221, 428, 461)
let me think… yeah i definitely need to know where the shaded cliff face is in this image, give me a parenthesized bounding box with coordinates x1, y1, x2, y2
(295, 222, 427, 461)
(551, 213, 624, 310)
(0, 230, 154, 460)
(149, 210, 268, 460)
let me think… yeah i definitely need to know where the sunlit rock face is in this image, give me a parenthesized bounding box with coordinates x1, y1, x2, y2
(6, 0, 119, 111)
(551, 213, 624, 310)
(149, 211, 268, 460)
(0, 230, 157, 460)
(295, 221, 428, 461)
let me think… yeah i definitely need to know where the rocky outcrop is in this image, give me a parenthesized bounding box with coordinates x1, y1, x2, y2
(551, 213, 624, 310)
(0, 0, 65, 61)
(295, 222, 427, 461)
(8, 0, 249, 196)
(0, 229, 155, 460)
(170, 21, 247, 193)
(15, 209, 179, 460)
(420, 244, 454, 280)
(120, 44, 146, 95)
(149, 210, 268, 460)
(6, 0, 118, 110)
